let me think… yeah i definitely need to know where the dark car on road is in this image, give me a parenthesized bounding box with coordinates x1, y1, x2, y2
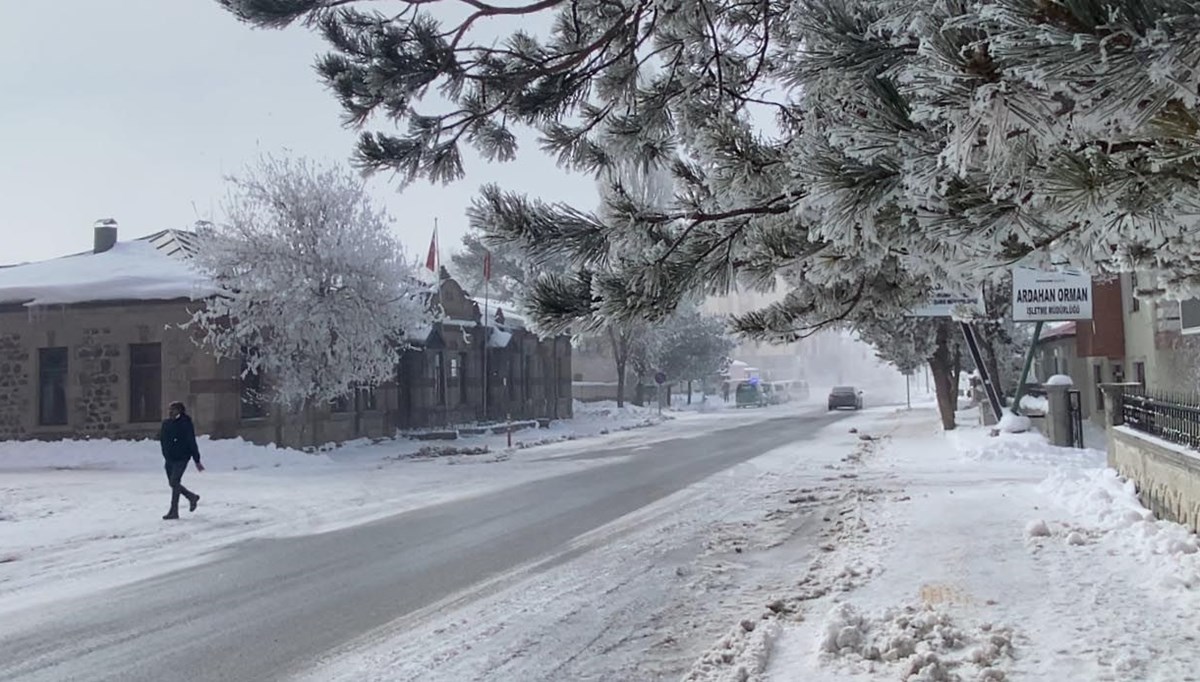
(828, 386, 863, 411)
(734, 381, 767, 407)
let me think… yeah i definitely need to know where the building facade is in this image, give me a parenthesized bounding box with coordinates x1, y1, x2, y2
(0, 226, 571, 446)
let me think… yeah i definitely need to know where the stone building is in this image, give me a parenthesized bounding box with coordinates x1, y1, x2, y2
(0, 223, 571, 446)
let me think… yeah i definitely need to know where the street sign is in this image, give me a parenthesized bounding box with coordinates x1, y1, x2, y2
(909, 284, 986, 318)
(654, 372, 667, 385)
(1012, 267, 1093, 322)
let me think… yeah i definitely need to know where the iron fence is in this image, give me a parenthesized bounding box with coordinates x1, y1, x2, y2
(1121, 390, 1200, 450)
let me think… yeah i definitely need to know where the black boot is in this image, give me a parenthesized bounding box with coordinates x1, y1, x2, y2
(163, 511, 179, 520)
(189, 494, 200, 513)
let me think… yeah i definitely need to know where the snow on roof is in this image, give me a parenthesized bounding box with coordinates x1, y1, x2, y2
(488, 328, 513, 349)
(0, 230, 215, 307)
(470, 297, 527, 329)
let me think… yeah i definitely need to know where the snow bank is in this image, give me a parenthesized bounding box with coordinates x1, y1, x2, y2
(0, 435, 330, 472)
(1040, 468, 1200, 592)
(997, 412, 1032, 433)
(819, 602, 1013, 680)
(949, 423, 1105, 469)
(1019, 394, 1049, 414)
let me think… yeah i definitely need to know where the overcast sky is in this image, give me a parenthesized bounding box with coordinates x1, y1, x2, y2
(0, 0, 598, 265)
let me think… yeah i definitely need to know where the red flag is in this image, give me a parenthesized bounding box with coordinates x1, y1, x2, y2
(425, 228, 438, 272)
(483, 249, 492, 282)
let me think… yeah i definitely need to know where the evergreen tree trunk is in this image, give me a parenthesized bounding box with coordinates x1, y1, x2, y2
(615, 360, 627, 408)
(931, 322, 957, 431)
(981, 333, 1006, 406)
(608, 327, 627, 408)
(951, 337, 963, 411)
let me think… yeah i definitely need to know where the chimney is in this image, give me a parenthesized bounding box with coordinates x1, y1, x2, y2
(93, 218, 118, 254)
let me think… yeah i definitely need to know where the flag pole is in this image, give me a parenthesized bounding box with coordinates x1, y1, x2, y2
(483, 251, 490, 421)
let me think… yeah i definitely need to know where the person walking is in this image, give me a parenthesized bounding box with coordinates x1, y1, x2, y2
(158, 401, 204, 520)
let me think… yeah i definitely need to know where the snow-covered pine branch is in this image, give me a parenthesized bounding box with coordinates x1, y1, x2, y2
(220, 0, 1200, 331)
(187, 155, 432, 411)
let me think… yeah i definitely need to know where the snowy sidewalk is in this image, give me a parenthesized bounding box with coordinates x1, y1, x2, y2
(688, 408, 1200, 682)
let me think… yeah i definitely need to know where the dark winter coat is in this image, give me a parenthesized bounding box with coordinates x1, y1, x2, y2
(159, 414, 201, 465)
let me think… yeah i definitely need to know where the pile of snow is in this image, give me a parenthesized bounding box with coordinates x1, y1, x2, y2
(997, 412, 1032, 434)
(820, 602, 1013, 680)
(1045, 375, 1074, 387)
(949, 422, 1104, 469)
(683, 618, 781, 682)
(1019, 394, 1049, 414)
(571, 399, 664, 425)
(1040, 468, 1200, 591)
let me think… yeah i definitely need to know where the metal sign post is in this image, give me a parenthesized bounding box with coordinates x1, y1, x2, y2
(1011, 320, 1044, 415)
(960, 322, 1004, 422)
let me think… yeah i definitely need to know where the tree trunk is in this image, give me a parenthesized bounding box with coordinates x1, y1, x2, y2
(931, 322, 957, 431)
(615, 361, 626, 408)
(951, 339, 962, 411)
(687, 380, 693, 405)
(981, 332, 1006, 406)
(608, 327, 627, 408)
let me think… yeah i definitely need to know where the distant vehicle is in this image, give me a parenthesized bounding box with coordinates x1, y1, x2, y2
(828, 386, 863, 411)
(734, 381, 767, 408)
(764, 382, 790, 405)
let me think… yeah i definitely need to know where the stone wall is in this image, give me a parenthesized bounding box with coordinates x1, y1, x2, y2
(0, 301, 212, 441)
(75, 325, 122, 437)
(0, 331, 30, 439)
(1108, 427, 1200, 533)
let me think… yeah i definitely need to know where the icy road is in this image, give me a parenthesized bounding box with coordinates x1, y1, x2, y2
(0, 408, 846, 682)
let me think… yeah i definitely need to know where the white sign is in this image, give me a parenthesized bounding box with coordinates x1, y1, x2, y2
(1011, 267, 1093, 322)
(909, 285, 986, 318)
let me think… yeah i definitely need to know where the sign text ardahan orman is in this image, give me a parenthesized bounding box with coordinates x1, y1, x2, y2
(1011, 267, 1094, 322)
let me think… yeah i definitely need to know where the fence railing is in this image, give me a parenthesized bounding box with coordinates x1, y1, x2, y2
(1121, 390, 1200, 450)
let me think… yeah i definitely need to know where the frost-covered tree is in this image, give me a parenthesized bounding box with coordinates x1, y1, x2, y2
(218, 0, 1200, 332)
(857, 315, 966, 430)
(188, 156, 431, 436)
(646, 306, 736, 401)
(450, 232, 528, 303)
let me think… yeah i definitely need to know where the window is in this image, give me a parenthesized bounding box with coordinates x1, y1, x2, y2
(1135, 362, 1146, 387)
(1130, 272, 1140, 312)
(331, 392, 351, 413)
(457, 352, 468, 404)
(523, 354, 533, 400)
(240, 356, 266, 419)
(38, 347, 68, 426)
(1093, 364, 1104, 410)
(129, 343, 162, 423)
(435, 352, 447, 405)
(1182, 299, 1200, 335)
(357, 385, 377, 412)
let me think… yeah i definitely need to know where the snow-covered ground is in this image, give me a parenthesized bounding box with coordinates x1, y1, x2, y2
(301, 404, 1200, 682)
(0, 398, 807, 614)
(745, 410, 1200, 682)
